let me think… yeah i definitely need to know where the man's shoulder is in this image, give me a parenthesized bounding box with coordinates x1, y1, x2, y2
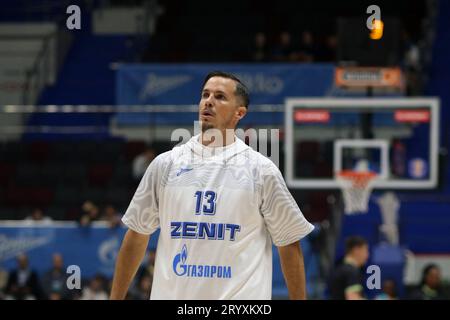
(140, 151, 173, 176)
(150, 143, 193, 169)
(333, 260, 355, 272)
(233, 147, 281, 179)
(254, 153, 280, 175)
(152, 148, 179, 166)
(240, 145, 276, 167)
(154, 150, 173, 162)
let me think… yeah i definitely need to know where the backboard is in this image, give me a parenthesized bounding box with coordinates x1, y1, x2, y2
(285, 98, 440, 189)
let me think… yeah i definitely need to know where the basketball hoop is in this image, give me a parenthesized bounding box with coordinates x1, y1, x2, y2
(337, 170, 377, 214)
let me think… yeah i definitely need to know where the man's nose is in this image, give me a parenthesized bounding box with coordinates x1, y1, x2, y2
(205, 95, 214, 106)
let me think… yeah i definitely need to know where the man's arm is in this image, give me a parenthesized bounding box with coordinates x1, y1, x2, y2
(278, 240, 307, 300)
(110, 229, 150, 300)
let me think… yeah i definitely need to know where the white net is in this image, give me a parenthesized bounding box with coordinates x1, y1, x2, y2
(337, 171, 376, 214)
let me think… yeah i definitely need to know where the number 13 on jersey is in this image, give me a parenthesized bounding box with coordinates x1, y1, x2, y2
(194, 190, 216, 215)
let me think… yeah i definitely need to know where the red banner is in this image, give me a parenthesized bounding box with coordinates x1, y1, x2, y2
(394, 110, 430, 123)
(294, 110, 330, 123)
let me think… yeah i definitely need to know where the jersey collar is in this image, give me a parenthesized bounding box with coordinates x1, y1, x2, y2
(188, 134, 249, 159)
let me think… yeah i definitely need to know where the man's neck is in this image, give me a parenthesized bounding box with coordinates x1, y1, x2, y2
(200, 129, 235, 147)
(344, 256, 360, 267)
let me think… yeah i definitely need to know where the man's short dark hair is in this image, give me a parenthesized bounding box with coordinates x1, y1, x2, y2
(202, 71, 250, 109)
(345, 236, 368, 254)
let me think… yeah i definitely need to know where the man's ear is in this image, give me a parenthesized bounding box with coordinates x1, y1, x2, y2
(235, 106, 247, 120)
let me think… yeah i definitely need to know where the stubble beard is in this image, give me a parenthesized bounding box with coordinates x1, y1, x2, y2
(201, 120, 215, 132)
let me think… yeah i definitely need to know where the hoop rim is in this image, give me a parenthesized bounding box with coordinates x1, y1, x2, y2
(337, 170, 377, 179)
(337, 170, 377, 188)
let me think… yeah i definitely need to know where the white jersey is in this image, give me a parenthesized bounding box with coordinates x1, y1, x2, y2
(122, 134, 314, 300)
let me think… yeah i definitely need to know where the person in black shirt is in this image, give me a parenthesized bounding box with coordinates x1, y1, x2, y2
(409, 264, 449, 300)
(5, 253, 43, 299)
(329, 236, 369, 300)
(41, 253, 69, 300)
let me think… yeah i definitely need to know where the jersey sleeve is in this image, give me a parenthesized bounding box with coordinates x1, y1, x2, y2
(260, 161, 314, 246)
(121, 154, 166, 235)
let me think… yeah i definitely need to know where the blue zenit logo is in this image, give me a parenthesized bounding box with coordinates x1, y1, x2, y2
(176, 167, 193, 176)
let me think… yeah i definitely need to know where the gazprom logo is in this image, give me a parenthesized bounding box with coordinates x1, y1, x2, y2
(173, 244, 188, 276)
(172, 244, 232, 279)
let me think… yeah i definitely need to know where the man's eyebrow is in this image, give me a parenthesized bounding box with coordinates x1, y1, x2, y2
(202, 89, 227, 95)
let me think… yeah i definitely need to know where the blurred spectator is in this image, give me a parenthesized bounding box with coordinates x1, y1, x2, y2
(272, 31, 294, 62)
(392, 139, 406, 177)
(71, 289, 83, 300)
(79, 201, 100, 226)
(41, 253, 69, 300)
(402, 31, 420, 72)
(401, 30, 421, 95)
(137, 250, 156, 282)
(131, 274, 153, 300)
(24, 208, 53, 225)
(328, 236, 369, 300)
(5, 253, 42, 299)
(375, 279, 398, 300)
(292, 31, 316, 62)
(409, 264, 449, 300)
(250, 32, 269, 62)
(48, 292, 63, 300)
(133, 147, 156, 181)
(0, 267, 8, 300)
(80, 274, 108, 300)
(100, 205, 122, 228)
(318, 34, 337, 62)
(131, 250, 155, 300)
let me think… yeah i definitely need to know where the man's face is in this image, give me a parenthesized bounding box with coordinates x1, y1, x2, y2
(426, 267, 441, 289)
(280, 32, 291, 46)
(53, 254, 63, 269)
(199, 77, 246, 133)
(90, 278, 102, 292)
(32, 209, 43, 220)
(140, 275, 152, 291)
(354, 244, 369, 266)
(383, 280, 396, 296)
(302, 31, 313, 45)
(104, 205, 116, 217)
(17, 254, 28, 269)
(255, 33, 266, 46)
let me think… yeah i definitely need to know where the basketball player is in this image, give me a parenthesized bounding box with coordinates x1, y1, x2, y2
(329, 236, 369, 300)
(110, 71, 314, 300)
